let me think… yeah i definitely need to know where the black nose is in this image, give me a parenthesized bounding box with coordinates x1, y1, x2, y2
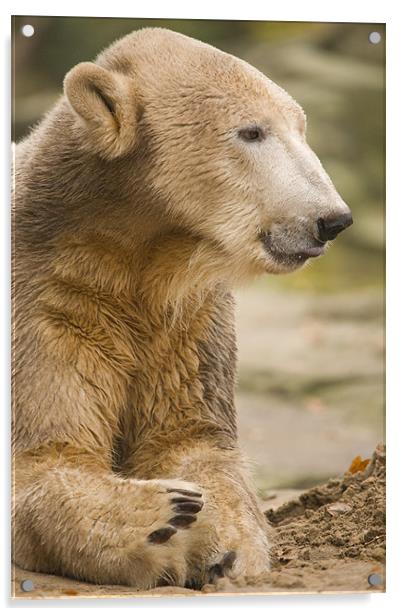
(317, 213, 353, 242)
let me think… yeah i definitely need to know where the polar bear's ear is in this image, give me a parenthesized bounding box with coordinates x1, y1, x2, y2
(64, 62, 137, 159)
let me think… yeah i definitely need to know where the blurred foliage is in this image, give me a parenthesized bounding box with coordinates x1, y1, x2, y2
(12, 17, 385, 293)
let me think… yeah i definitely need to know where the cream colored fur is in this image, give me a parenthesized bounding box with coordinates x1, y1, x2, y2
(12, 28, 350, 589)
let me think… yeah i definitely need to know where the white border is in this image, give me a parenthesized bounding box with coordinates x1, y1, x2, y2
(1, 0, 391, 21)
(2, 1, 401, 614)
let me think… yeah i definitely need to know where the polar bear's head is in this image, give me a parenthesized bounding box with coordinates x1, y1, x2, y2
(64, 28, 352, 278)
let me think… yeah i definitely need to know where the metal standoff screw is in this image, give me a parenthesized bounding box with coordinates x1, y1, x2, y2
(20, 579, 34, 592)
(368, 573, 382, 586)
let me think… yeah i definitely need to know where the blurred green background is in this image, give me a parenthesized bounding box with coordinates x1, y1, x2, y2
(12, 17, 385, 491)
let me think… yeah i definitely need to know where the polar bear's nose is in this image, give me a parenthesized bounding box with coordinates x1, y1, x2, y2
(317, 213, 353, 242)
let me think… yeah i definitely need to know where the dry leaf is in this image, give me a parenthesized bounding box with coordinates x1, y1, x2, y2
(60, 589, 79, 596)
(347, 455, 370, 474)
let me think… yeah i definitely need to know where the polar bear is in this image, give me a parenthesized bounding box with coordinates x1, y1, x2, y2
(12, 27, 352, 589)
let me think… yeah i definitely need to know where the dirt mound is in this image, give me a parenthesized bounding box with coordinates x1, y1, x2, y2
(203, 444, 385, 594)
(267, 443, 385, 565)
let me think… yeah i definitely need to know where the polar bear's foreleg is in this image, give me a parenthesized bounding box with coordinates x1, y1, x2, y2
(13, 447, 204, 588)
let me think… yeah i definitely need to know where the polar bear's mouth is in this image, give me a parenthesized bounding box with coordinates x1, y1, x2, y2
(259, 231, 326, 266)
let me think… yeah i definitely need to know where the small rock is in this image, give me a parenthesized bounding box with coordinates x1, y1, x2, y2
(326, 502, 352, 516)
(330, 533, 346, 546)
(364, 529, 382, 542)
(344, 546, 361, 557)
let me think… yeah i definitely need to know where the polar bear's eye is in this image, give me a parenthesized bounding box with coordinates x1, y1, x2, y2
(238, 126, 265, 142)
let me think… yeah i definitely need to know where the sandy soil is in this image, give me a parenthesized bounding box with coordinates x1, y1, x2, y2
(12, 445, 385, 599)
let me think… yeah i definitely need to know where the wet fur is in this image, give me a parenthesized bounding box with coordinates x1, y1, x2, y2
(12, 29, 275, 588)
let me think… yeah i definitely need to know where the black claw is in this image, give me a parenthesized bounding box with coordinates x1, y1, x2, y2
(148, 526, 177, 544)
(222, 550, 237, 570)
(170, 496, 202, 504)
(168, 514, 197, 529)
(185, 577, 203, 590)
(166, 488, 202, 498)
(208, 563, 224, 583)
(207, 551, 237, 583)
(173, 501, 203, 514)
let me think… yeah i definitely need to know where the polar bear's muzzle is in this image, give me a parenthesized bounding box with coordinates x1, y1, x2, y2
(258, 209, 353, 271)
(259, 230, 326, 267)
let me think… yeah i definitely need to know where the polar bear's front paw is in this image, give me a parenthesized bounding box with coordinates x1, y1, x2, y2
(147, 484, 204, 544)
(103, 478, 206, 588)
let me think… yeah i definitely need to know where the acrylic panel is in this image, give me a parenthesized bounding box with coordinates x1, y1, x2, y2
(11, 16, 385, 598)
